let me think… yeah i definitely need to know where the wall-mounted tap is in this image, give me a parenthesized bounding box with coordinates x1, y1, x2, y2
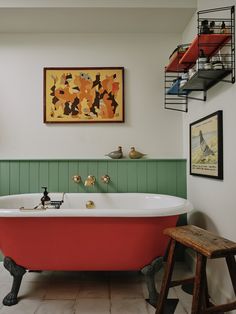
(72, 175, 81, 183)
(84, 175, 96, 187)
(101, 175, 110, 184)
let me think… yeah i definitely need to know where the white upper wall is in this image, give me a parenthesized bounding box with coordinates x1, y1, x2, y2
(0, 0, 192, 159)
(0, 0, 197, 8)
(0, 32, 183, 159)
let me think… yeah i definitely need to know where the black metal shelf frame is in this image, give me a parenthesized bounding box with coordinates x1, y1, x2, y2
(164, 44, 189, 113)
(164, 67, 188, 113)
(196, 6, 235, 85)
(164, 5, 235, 112)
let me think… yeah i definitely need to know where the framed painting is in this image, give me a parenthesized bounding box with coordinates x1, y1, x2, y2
(44, 67, 124, 123)
(190, 110, 223, 179)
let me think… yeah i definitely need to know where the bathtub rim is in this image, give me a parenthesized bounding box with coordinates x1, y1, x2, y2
(0, 192, 193, 217)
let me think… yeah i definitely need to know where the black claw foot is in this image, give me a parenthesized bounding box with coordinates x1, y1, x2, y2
(2, 257, 26, 306)
(147, 298, 179, 313)
(181, 282, 194, 295)
(3, 292, 18, 306)
(163, 298, 179, 313)
(146, 298, 158, 308)
(141, 257, 164, 306)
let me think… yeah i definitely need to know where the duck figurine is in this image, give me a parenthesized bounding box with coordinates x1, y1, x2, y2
(105, 146, 123, 159)
(129, 147, 146, 159)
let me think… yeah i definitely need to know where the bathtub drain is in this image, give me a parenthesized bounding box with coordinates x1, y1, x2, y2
(86, 200, 95, 209)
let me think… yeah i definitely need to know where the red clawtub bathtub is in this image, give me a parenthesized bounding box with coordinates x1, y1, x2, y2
(0, 193, 192, 306)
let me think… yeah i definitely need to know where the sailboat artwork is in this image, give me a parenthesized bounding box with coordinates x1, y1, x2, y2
(190, 111, 223, 179)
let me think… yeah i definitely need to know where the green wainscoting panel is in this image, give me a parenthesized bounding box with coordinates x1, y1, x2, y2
(176, 160, 187, 198)
(107, 161, 118, 193)
(0, 159, 186, 196)
(0, 162, 10, 196)
(49, 162, 59, 193)
(20, 161, 30, 194)
(58, 161, 69, 193)
(29, 162, 39, 193)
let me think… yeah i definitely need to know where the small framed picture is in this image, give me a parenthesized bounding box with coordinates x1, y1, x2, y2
(190, 110, 223, 179)
(44, 67, 124, 123)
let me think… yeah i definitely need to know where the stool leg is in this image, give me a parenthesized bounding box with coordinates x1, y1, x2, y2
(205, 270, 211, 308)
(202, 269, 210, 314)
(155, 239, 176, 314)
(191, 253, 207, 314)
(226, 254, 236, 295)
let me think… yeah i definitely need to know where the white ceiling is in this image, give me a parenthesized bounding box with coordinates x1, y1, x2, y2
(0, 0, 197, 8)
(0, 0, 197, 33)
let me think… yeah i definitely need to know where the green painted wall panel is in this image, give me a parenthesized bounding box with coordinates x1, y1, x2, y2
(117, 162, 128, 192)
(97, 161, 108, 193)
(48, 162, 59, 193)
(58, 162, 69, 192)
(19, 161, 29, 194)
(68, 162, 79, 193)
(19, 161, 30, 194)
(147, 161, 157, 193)
(157, 161, 169, 194)
(29, 162, 39, 193)
(39, 162, 49, 191)
(10, 161, 20, 195)
(107, 161, 118, 193)
(0, 161, 10, 196)
(166, 162, 177, 196)
(137, 162, 147, 193)
(127, 162, 137, 192)
(177, 160, 187, 198)
(0, 159, 186, 197)
(78, 161, 88, 193)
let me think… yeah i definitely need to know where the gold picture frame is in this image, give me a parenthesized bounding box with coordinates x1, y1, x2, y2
(44, 67, 124, 123)
(190, 110, 223, 179)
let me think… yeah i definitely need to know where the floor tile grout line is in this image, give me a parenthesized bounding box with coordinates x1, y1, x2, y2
(72, 299, 77, 314)
(0, 262, 193, 314)
(33, 299, 42, 314)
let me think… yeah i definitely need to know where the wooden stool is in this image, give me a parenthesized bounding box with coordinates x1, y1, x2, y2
(156, 225, 236, 314)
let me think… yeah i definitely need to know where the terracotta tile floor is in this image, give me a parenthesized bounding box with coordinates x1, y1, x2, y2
(0, 262, 193, 313)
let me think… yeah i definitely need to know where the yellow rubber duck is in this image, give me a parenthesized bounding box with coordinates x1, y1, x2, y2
(129, 147, 146, 159)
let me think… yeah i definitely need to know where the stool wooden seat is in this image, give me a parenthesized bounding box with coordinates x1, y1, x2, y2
(156, 225, 236, 314)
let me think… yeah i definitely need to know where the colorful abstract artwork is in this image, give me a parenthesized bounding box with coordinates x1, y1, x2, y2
(44, 67, 124, 123)
(190, 110, 223, 179)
